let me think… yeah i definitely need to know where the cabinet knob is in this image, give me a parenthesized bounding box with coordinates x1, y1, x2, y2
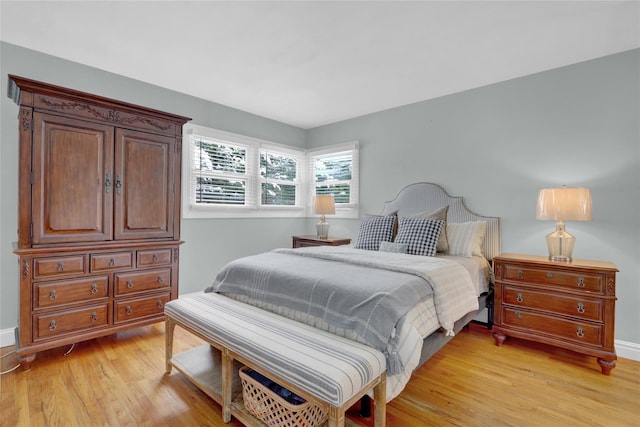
(127, 280, 133, 289)
(546, 272, 553, 278)
(125, 305, 132, 315)
(49, 289, 57, 300)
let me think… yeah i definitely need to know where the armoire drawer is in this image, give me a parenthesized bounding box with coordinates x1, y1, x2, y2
(33, 276, 109, 309)
(501, 307, 603, 347)
(114, 293, 170, 323)
(90, 251, 134, 271)
(503, 264, 604, 294)
(33, 304, 109, 340)
(114, 268, 171, 295)
(137, 249, 172, 267)
(33, 255, 85, 278)
(502, 286, 603, 322)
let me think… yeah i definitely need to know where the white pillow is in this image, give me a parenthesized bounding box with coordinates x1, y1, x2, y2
(447, 221, 487, 257)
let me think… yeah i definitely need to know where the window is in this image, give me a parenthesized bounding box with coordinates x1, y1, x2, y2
(308, 141, 359, 218)
(183, 124, 358, 218)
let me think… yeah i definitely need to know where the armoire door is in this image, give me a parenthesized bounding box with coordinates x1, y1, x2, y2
(114, 128, 175, 240)
(32, 113, 114, 244)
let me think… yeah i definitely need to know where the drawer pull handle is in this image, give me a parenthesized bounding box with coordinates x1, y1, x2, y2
(152, 254, 159, 262)
(90, 312, 98, 322)
(109, 258, 115, 267)
(57, 262, 64, 272)
(577, 303, 585, 313)
(105, 173, 112, 193)
(157, 276, 164, 284)
(49, 289, 57, 300)
(546, 272, 553, 278)
(576, 327, 585, 338)
(49, 320, 57, 331)
(516, 293, 524, 303)
(90, 283, 98, 294)
(517, 270, 523, 279)
(125, 305, 132, 315)
(156, 300, 164, 310)
(515, 311, 522, 319)
(577, 277, 585, 288)
(127, 280, 133, 289)
(115, 174, 122, 195)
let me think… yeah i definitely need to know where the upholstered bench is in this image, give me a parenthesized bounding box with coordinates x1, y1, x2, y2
(164, 292, 387, 427)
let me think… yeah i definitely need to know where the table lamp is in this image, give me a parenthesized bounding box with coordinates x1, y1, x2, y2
(314, 195, 335, 239)
(536, 186, 592, 262)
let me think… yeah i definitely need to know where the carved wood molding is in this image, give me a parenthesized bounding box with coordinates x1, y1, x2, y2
(22, 259, 31, 279)
(20, 108, 31, 131)
(38, 96, 174, 132)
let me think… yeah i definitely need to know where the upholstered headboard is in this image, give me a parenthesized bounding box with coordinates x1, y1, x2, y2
(380, 183, 501, 260)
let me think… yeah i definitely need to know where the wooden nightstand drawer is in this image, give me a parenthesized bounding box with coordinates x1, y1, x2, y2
(34, 276, 109, 309)
(114, 268, 171, 295)
(90, 251, 134, 271)
(292, 235, 351, 248)
(502, 307, 603, 347)
(114, 293, 170, 323)
(502, 286, 603, 322)
(34, 304, 109, 340)
(33, 255, 85, 278)
(503, 263, 603, 294)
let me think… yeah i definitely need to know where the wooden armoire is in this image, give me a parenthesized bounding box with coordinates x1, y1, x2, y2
(8, 75, 191, 370)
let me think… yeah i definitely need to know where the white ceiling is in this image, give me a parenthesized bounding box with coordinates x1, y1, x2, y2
(1, 1, 639, 129)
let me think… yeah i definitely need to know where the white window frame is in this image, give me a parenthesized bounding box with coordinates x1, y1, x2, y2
(308, 141, 360, 219)
(182, 124, 359, 219)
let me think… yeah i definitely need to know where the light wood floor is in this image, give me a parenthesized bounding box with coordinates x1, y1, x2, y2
(1, 323, 638, 427)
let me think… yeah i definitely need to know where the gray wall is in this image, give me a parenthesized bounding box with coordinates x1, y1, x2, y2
(2, 42, 638, 348)
(307, 49, 640, 345)
(0, 42, 308, 334)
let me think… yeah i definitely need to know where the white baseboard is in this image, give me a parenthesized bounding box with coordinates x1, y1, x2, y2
(0, 327, 16, 348)
(1, 326, 639, 361)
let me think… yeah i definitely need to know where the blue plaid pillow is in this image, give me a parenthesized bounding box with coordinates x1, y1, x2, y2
(354, 215, 397, 251)
(394, 217, 444, 256)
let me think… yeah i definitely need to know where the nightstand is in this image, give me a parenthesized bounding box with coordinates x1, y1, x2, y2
(492, 253, 618, 375)
(292, 235, 351, 248)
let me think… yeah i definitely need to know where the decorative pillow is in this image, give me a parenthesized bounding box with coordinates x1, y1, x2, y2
(447, 221, 487, 257)
(379, 241, 408, 253)
(409, 205, 449, 253)
(394, 217, 444, 257)
(354, 215, 397, 251)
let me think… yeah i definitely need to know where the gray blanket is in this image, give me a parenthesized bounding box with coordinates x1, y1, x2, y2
(206, 249, 435, 374)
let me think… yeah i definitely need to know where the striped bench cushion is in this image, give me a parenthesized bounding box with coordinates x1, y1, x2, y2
(164, 292, 386, 407)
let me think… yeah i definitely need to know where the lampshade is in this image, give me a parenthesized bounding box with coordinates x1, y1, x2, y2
(314, 195, 336, 215)
(536, 186, 592, 262)
(313, 195, 335, 239)
(536, 187, 592, 221)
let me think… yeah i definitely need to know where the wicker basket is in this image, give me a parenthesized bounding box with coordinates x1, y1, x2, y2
(239, 366, 328, 427)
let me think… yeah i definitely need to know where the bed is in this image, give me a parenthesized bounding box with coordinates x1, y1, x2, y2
(205, 182, 500, 404)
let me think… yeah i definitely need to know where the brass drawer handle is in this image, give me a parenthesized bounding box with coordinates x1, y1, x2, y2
(516, 293, 524, 303)
(90, 312, 98, 322)
(157, 276, 164, 284)
(517, 269, 523, 279)
(127, 280, 133, 289)
(90, 283, 98, 294)
(546, 272, 553, 278)
(152, 254, 159, 262)
(156, 300, 164, 310)
(577, 303, 585, 314)
(49, 320, 57, 331)
(109, 258, 116, 267)
(576, 327, 585, 338)
(577, 277, 585, 288)
(57, 262, 64, 272)
(515, 311, 522, 319)
(49, 289, 57, 300)
(125, 305, 132, 315)
(115, 174, 122, 195)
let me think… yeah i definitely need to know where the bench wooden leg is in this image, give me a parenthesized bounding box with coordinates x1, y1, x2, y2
(374, 373, 386, 427)
(165, 316, 176, 374)
(327, 406, 345, 427)
(221, 348, 233, 423)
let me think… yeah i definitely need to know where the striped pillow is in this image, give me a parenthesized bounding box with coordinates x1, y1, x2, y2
(394, 217, 444, 256)
(354, 215, 397, 251)
(447, 221, 487, 257)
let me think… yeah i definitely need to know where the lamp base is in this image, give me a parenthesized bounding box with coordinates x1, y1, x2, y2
(546, 221, 575, 262)
(316, 221, 330, 240)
